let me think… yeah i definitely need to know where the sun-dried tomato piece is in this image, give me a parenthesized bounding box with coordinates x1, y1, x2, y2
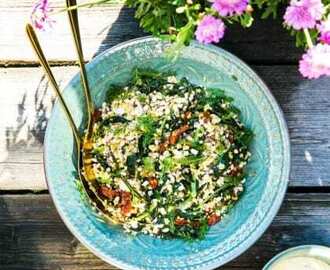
(159, 124, 190, 153)
(120, 191, 132, 216)
(174, 217, 189, 226)
(99, 186, 119, 199)
(159, 142, 169, 153)
(149, 177, 158, 189)
(228, 165, 243, 176)
(183, 111, 192, 120)
(168, 134, 177, 146)
(207, 214, 221, 226)
(177, 124, 190, 135)
(168, 124, 189, 145)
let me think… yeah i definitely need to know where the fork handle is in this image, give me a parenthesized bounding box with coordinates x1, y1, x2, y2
(25, 23, 81, 148)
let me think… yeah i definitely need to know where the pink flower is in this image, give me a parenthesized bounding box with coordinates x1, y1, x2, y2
(307, 0, 324, 19)
(318, 18, 330, 44)
(211, 0, 249, 17)
(299, 43, 330, 79)
(284, 0, 324, 30)
(30, 0, 54, 31)
(195, 15, 225, 44)
(320, 32, 330, 44)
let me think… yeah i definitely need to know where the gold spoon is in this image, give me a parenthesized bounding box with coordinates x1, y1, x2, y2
(66, 0, 144, 202)
(65, 0, 94, 137)
(25, 23, 120, 224)
(64, 0, 125, 222)
(65, 0, 97, 186)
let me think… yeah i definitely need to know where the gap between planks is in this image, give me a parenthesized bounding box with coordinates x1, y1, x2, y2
(2, 188, 330, 195)
(0, 60, 300, 68)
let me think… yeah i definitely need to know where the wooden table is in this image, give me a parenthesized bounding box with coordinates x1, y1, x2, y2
(1, 2, 330, 269)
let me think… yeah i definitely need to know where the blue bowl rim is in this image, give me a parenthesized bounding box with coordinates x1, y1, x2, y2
(44, 36, 291, 270)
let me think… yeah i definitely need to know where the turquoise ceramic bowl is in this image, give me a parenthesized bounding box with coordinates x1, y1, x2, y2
(44, 37, 290, 270)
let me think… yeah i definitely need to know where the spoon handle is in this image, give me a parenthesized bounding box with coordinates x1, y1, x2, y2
(66, 0, 94, 134)
(25, 24, 81, 148)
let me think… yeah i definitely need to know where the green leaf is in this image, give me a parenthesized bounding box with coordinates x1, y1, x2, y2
(137, 115, 158, 153)
(190, 180, 197, 198)
(216, 176, 243, 193)
(162, 157, 176, 172)
(126, 154, 139, 175)
(176, 155, 204, 166)
(143, 157, 155, 173)
(106, 85, 123, 103)
(251, 0, 285, 19)
(239, 13, 254, 28)
(238, 128, 254, 146)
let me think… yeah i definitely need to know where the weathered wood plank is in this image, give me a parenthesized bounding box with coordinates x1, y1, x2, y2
(0, 193, 329, 269)
(0, 67, 77, 190)
(253, 66, 330, 187)
(1, 65, 329, 190)
(0, 1, 300, 64)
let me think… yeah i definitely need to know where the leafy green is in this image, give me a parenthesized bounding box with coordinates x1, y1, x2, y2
(237, 128, 254, 146)
(251, 0, 286, 19)
(143, 157, 155, 173)
(113, 125, 125, 136)
(126, 154, 139, 175)
(190, 179, 197, 198)
(161, 155, 204, 172)
(96, 171, 112, 184)
(93, 152, 109, 170)
(126, 0, 188, 36)
(131, 68, 170, 94)
(216, 176, 243, 193)
(173, 218, 209, 241)
(106, 85, 125, 103)
(216, 143, 227, 155)
(176, 155, 205, 166)
(161, 157, 176, 172)
(137, 115, 158, 154)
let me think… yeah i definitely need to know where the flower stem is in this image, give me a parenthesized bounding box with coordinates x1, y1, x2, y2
(303, 28, 313, 49)
(51, 0, 124, 14)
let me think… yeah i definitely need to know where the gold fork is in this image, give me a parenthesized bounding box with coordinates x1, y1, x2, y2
(26, 24, 81, 147)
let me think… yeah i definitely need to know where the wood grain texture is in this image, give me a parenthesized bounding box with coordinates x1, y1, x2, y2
(1, 65, 330, 190)
(253, 66, 330, 187)
(0, 193, 329, 270)
(0, 67, 77, 190)
(1, 1, 300, 64)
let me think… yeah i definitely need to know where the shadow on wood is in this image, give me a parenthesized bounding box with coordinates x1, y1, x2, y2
(5, 75, 54, 151)
(93, 6, 146, 58)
